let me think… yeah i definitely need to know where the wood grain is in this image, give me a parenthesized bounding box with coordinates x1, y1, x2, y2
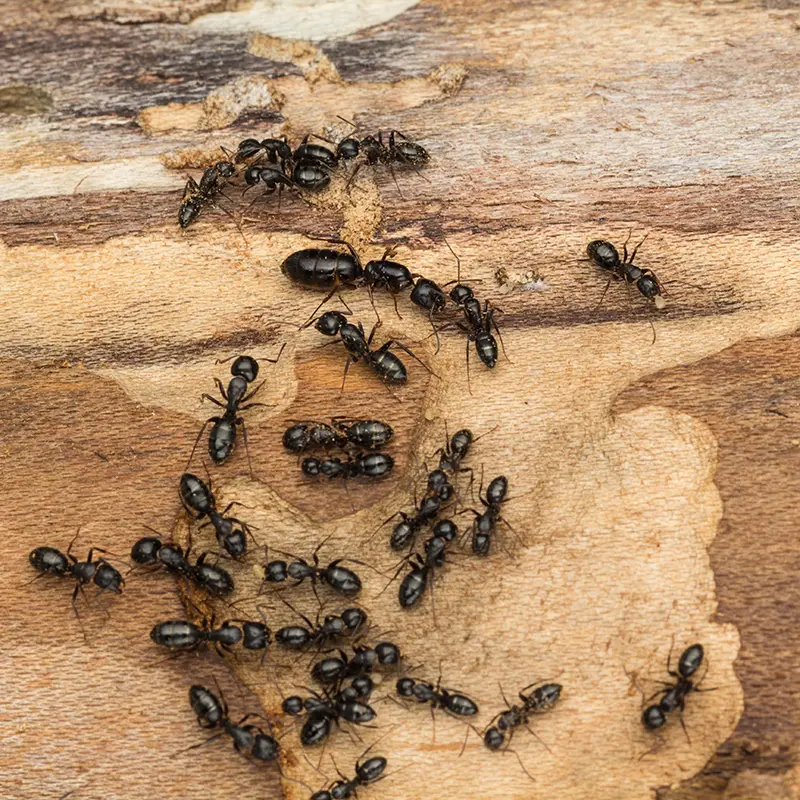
(1, 1, 800, 799)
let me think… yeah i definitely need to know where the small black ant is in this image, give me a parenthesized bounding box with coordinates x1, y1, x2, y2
(587, 234, 666, 310)
(437, 428, 473, 476)
(178, 159, 236, 228)
(28, 534, 124, 625)
(188, 349, 283, 473)
(396, 524, 456, 610)
(311, 748, 388, 800)
(261, 537, 367, 600)
(282, 684, 376, 746)
(314, 310, 435, 391)
(484, 681, 562, 755)
(179, 472, 255, 558)
(186, 684, 280, 766)
(301, 451, 395, 480)
(642, 643, 713, 739)
(311, 641, 402, 685)
(130, 533, 233, 596)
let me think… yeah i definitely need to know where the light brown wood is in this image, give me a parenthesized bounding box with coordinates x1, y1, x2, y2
(1, 1, 799, 799)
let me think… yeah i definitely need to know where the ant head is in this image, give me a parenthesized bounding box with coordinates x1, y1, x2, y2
(449, 283, 474, 305)
(130, 536, 162, 565)
(261, 137, 292, 162)
(230, 354, 259, 382)
(315, 310, 348, 336)
(243, 165, 263, 186)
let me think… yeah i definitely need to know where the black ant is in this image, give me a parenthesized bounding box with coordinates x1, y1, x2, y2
(188, 349, 284, 473)
(374, 468, 454, 550)
(396, 523, 457, 611)
(283, 419, 394, 453)
(150, 609, 271, 662)
(641, 643, 713, 740)
(587, 234, 666, 310)
(178, 472, 255, 558)
(260, 537, 368, 600)
(130, 532, 235, 597)
(462, 474, 513, 556)
(437, 427, 474, 476)
(311, 747, 388, 800)
(396, 675, 478, 718)
(275, 600, 367, 651)
(282, 684, 376, 746)
(178, 159, 236, 228)
(484, 681, 562, 780)
(28, 533, 124, 626)
(314, 310, 435, 391)
(234, 136, 292, 166)
(301, 451, 395, 480)
(186, 684, 280, 767)
(311, 641, 402, 685)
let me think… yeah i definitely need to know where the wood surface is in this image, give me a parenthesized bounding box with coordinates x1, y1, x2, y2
(1, 1, 800, 799)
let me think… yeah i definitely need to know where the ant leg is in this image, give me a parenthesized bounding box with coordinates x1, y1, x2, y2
(340, 357, 353, 395)
(345, 161, 362, 191)
(367, 285, 381, 324)
(593, 276, 614, 313)
(666, 634, 677, 677)
(622, 229, 632, 262)
(523, 723, 553, 755)
(186, 419, 216, 471)
(303, 286, 340, 327)
(172, 732, 225, 758)
(238, 418, 254, 478)
(66, 527, 83, 561)
(71, 583, 89, 643)
(428, 310, 441, 355)
(678, 710, 692, 745)
(388, 162, 406, 200)
(628, 232, 650, 265)
(391, 293, 402, 320)
(465, 335, 472, 396)
(263, 342, 287, 365)
(201, 394, 227, 409)
(383, 339, 439, 379)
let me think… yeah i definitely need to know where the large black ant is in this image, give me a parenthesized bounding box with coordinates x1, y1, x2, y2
(641, 643, 713, 740)
(462, 474, 513, 556)
(484, 681, 562, 779)
(301, 451, 395, 480)
(396, 522, 457, 611)
(311, 747, 388, 800)
(282, 684, 376, 746)
(260, 537, 367, 600)
(186, 684, 280, 767)
(178, 159, 236, 228)
(311, 641, 402, 685)
(282, 419, 394, 453)
(188, 350, 283, 473)
(150, 610, 271, 662)
(587, 234, 666, 310)
(314, 310, 435, 391)
(28, 534, 124, 626)
(130, 532, 235, 597)
(275, 601, 367, 651)
(178, 472, 255, 558)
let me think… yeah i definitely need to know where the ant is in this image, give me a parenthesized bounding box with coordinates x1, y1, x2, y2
(311, 747, 388, 800)
(150, 610, 271, 662)
(179, 472, 255, 558)
(301, 451, 394, 480)
(396, 675, 478, 719)
(186, 684, 280, 766)
(275, 601, 367, 651)
(396, 523, 457, 611)
(178, 159, 236, 228)
(283, 419, 394, 453)
(130, 532, 235, 597)
(437, 427, 474, 476)
(376, 469, 454, 550)
(311, 641, 402, 685)
(642, 643, 713, 740)
(260, 537, 367, 600)
(28, 533, 124, 627)
(462, 474, 513, 556)
(188, 349, 284, 474)
(484, 681, 562, 780)
(587, 234, 666, 310)
(314, 310, 435, 391)
(438, 240, 508, 392)
(282, 683, 376, 746)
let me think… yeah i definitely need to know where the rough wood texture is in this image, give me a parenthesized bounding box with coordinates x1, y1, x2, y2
(1, 1, 799, 799)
